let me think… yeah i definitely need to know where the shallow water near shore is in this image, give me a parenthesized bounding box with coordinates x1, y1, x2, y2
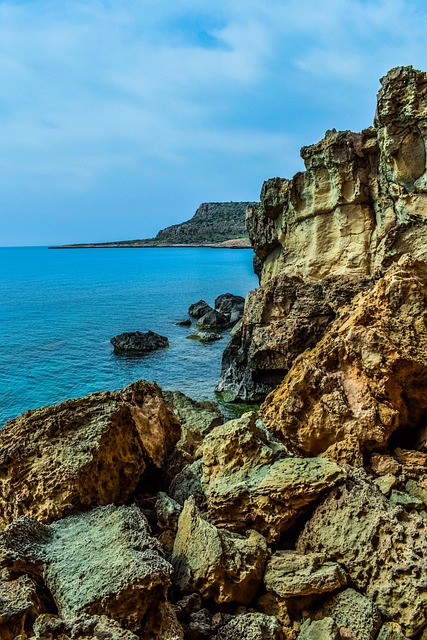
(0, 246, 257, 427)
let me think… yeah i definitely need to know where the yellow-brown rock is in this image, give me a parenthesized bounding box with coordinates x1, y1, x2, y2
(201, 414, 345, 542)
(261, 256, 427, 457)
(0, 380, 180, 526)
(219, 66, 427, 402)
(297, 469, 427, 636)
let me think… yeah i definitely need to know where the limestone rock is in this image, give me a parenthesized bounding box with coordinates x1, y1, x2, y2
(298, 618, 340, 640)
(202, 414, 345, 542)
(156, 491, 182, 532)
(261, 256, 427, 457)
(218, 66, 427, 404)
(0, 574, 44, 640)
(372, 475, 397, 496)
(370, 454, 401, 477)
(297, 470, 427, 636)
(310, 589, 381, 640)
(172, 497, 268, 604)
(376, 621, 407, 640)
(216, 613, 285, 640)
(0, 505, 173, 633)
(110, 330, 169, 355)
(264, 551, 346, 598)
(0, 381, 180, 526)
(163, 390, 223, 477)
(31, 614, 139, 640)
(217, 274, 372, 402)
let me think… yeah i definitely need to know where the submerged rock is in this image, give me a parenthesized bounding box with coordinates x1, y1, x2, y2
(110, 330, 169, 355)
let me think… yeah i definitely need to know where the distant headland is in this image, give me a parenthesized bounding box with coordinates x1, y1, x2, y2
(49, 201, 257, 249)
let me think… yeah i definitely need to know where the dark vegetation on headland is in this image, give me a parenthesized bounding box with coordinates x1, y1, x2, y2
(49, 201, 257, 249)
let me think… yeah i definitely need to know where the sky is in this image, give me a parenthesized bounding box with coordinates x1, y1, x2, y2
(2, 0, 427, 245)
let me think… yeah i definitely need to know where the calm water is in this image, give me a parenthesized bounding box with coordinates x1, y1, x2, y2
(0, 246, 257, 426)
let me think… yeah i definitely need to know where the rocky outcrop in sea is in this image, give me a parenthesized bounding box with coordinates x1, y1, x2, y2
(4, 65, 427, 639)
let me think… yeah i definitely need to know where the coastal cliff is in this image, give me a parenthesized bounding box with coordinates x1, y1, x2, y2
(50, 202, 256, 249)
(5, 66, 427, 639)
(218, 65, 427, 401)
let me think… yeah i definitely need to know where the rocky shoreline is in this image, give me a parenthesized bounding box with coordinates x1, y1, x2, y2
(4, 65, 427, 639)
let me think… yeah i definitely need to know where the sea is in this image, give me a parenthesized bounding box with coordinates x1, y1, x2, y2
(0, 246, 258, 427)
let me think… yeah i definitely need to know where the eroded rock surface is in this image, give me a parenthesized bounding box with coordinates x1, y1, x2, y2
(218, 65, 427, 402)
(0, 505, 173, 633)
(172, 497, 268, 604)
(0, 381, 180, 526)
(261, 256, 427, 457)
(201, 414, 345, 542)
(297, 470, 427, 636)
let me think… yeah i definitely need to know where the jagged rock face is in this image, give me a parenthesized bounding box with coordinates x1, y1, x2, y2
(0, 381, 180, 526)
(218, 65, 427, 402)
(261, 256, 427, 457)
(297, 469, 427, 636)
(0, 573, 43, 640)
(171, 497, 268, 604)
(201, 414, 345, 542)
(217, 273, 373, 401)
(0, 505, 173, 633)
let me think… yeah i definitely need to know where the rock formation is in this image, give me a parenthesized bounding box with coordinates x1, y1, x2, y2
(110, 330, 169, 355)
(218, 65, 427, 402)
(6, 66, 427, 639)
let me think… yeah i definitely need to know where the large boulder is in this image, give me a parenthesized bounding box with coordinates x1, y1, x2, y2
(216, 613, 285, 640)
(215, 293, 245, 325)
(110, 330, 169, 355)
(201, 414, 345, 542)
(261, 256, 427, 457)
(297, 469, 427, 636)
(0, 505, 173, 633)
(171, 497, 268, 604)
(0, 381, 180, 526)
(188, 300, 213, 318)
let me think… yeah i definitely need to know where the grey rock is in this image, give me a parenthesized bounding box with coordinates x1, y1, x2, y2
(111, 330, 169, 355)
(196, 309, 229, 330)
(298, 617, 340, 640)
(176, 318, 192, 326)
(169, 459, 206, 508)
(311, 589, 381, 640)
(189, 300, 213, 318)
(216, 613, 284, 640)
(264, 551, 346, 598)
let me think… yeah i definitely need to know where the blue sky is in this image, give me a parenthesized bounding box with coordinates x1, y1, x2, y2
(1, 0, 427, 245)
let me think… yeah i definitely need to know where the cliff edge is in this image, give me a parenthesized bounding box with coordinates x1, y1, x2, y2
(218, 65, 427, 401)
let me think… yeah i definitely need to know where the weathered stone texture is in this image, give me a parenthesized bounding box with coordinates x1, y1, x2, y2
(218, 65, 427, 402)
(172, 497, 268, 604)
(261, 256, 427, 457)
(0, 505, 173, 632)
(201, 414, 345, 542)
(0, 381, 180, 526)
(297, 470, 427, 636)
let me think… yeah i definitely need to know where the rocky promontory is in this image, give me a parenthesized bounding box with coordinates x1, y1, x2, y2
(5, 65, 427, 639)
(49, 202, 256, 249)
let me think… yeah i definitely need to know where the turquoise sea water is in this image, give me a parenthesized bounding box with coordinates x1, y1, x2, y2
(0, 246, 257, 427)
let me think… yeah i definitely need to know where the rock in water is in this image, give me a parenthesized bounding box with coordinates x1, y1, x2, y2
(261, 256, 427, 457)
(111, 330, 169, 355)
